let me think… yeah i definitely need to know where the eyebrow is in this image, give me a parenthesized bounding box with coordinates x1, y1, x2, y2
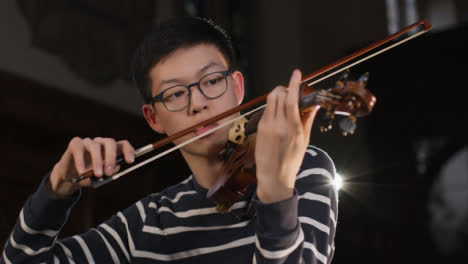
(159, 62, 222, 86)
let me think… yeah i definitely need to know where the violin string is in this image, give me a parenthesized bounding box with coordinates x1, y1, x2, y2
(318, 90, 341, 99)
(316, 92, 341, 102)
(105, 104, 268, 183)
(305, 29, 428, 88)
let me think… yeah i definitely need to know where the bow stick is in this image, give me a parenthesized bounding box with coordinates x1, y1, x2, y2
(72, 19, 432, 188)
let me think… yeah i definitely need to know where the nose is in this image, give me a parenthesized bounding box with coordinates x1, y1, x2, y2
(188, 84, 208, 114)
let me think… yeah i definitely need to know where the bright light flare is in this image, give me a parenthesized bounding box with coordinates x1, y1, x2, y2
(333, 173, 343, 190)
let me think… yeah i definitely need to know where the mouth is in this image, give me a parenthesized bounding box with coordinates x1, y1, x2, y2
(193, 123, 218, 136)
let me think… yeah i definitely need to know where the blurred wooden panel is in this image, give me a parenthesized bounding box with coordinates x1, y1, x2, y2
(0, 70, 190, 245)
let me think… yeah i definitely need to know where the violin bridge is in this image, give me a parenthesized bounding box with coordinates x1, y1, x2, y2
(228, 116, 248, 145)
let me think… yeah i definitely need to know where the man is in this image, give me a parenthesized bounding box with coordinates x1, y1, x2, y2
(1, 17, 338, 263)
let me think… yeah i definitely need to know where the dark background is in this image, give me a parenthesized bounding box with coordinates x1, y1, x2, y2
(1, 1, 468, 263)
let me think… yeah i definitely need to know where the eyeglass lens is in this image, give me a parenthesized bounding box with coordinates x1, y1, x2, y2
(162, 71, 228, 111)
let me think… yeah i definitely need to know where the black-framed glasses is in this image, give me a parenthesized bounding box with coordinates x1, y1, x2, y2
(150, 69, 233, 112)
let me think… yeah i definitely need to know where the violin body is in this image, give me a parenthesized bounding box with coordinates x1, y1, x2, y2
(207, 136, 256, 213)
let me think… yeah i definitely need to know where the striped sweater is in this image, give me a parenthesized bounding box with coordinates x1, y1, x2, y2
(1, 145, 338, 263)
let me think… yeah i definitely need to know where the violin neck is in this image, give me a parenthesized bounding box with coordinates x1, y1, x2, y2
(244, 90, 321, 136)
(299, 90, 321, 112)
(245, 109, 263, 136)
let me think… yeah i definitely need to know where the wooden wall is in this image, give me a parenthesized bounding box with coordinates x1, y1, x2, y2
(0, 70, 190, 246)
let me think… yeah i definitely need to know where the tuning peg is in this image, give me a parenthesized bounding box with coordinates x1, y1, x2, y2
(358, 72, 370, 83)
(336, 70, 351, 89)
(335, 81, 344, 89)
(338, 116, 356, 134)
(338, 69, 350, 81)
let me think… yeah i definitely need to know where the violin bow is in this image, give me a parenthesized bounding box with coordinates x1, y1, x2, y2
(73, 19, 432, 188)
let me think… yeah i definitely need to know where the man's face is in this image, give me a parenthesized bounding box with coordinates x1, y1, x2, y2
(142, 44, 244, 157)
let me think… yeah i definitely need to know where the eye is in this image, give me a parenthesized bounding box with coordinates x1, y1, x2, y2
(204, 75, 224, 87)
(208, 78, 218, 85)
(164, 89, 187, 101)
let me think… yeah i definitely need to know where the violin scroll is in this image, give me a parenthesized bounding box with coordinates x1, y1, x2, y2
(301, 70, 376, 135)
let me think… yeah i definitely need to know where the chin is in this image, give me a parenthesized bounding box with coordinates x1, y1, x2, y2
(183, 134, 227, 158)
(202, 135, 227, 155)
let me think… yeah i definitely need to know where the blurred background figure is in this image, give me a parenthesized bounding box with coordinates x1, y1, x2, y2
(419, 139, 468, 260)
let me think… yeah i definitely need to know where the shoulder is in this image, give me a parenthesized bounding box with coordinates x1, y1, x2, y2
(123, 176, 194, 212)
(296, 145, 339, 206)
(148, 175, 195, 205)
(300, 145, 336, 177)
(118, 176, 195, 224)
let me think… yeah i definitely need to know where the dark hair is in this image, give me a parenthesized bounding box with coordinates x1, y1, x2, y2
(130, 17, 237, 103)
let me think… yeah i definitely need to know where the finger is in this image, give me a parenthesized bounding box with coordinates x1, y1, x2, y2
(276, 87, 287, 120)
(287, 69, 301, 104)
(113, 164, 121, 174)
(94, 137, 117, 176)
(264, 87, 280, 121)
(286, 69, 303, 127)
(118, 140, 135, 163)
(83, 138, 104, 177)
(78, 177, 92, 188)
(68, 137, 87, 175)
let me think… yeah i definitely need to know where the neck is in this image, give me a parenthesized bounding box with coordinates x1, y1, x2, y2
(180, 150, 224, 189)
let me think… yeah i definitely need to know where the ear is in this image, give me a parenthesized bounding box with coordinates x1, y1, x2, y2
(142, 104, 165, 134)
(231, 71, 245, 105)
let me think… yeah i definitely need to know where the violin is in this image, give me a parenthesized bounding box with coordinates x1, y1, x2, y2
(72, 19, 432, 209)
(207, 70, 375, 213)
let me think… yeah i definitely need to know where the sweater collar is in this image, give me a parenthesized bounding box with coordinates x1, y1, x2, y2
(190, 174, 208, 196)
